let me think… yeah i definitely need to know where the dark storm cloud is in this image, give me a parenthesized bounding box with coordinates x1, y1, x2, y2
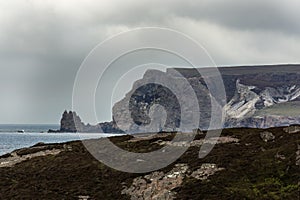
(0, 0, 299, 123)
(86, 0, 300, 34)
(173, 0, 300, 34)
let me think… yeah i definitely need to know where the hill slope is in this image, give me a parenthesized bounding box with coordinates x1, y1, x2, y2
(0, 126, 299, 199)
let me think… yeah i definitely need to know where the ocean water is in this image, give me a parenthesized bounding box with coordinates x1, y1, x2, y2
(0, 124, 118, 156)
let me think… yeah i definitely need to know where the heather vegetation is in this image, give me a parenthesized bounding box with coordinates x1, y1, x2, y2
(0, 126, 299, 199)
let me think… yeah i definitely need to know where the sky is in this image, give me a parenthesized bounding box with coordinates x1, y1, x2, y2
(0, 0, 300, 124)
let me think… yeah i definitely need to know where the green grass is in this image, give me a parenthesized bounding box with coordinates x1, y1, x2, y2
(254, 101, 300, 117)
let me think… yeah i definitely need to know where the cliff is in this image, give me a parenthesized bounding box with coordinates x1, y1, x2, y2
(1, 126, 299, 199)
(113, 64, 300, 132)
(56, 65, 300, 133)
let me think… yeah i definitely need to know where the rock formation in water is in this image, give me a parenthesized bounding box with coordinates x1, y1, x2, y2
(57, 110, 123, 133)
(60, 111, 84, 132)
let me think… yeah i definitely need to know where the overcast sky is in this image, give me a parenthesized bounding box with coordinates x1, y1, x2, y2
(0, 0, 300, 124)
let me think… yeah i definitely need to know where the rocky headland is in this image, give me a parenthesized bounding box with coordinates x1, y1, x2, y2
(55, 65, 300, 133)
(113, 64, 300, 132)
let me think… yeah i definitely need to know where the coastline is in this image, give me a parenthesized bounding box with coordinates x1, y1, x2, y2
(0, 131, 121, 156)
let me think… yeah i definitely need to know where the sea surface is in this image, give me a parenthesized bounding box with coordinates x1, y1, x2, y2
(0, 124, 118, 156)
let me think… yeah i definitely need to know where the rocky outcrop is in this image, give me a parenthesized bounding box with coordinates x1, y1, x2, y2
(78, 196, 90, 200)
(122, 163, 224, 200)
(260, 131, 275, 142)
(155, 136, 239, 147)
(283, 125, 300, 134)
(296, 145, 300, 166)
(224, 79, 300, 128)
(99, 121, 124, 133)
(60, 111, 84, 132)
(224, 79, 260, 119)
(0, 144, 69, 168)
(122, 164, 189, 200)
(192, 128, 204, 135)
(190, 163, 224, 180)
(225, 80, 300, 120)
(57, 111, 124, 133)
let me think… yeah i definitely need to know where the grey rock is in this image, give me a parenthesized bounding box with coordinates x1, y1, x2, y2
(60, 111, 84, 132)
(283, 125, 300, 134)
(122, 164, 189, 200)
(190, 163, 224, 180)
(260, 131, 275, 142)
(296, 145, 300, 166)
(59, 110, 124, 133)
(192, 128, 203, 135)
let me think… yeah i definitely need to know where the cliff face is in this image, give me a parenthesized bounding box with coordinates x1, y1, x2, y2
(59, 65, 300, 133)
(113, 69, 211, 133)
(112, 65, 300, 132)
(224, 79, 300, 128)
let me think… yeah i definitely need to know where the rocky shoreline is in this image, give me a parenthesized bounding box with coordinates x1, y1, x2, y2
(1, 125, 299, 199)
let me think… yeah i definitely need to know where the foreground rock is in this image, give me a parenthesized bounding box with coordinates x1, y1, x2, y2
(122, 163, 224, 200)
(0, 143, 71, 168)
(122, 164, 189, 200)
(260, 131, 275, 142)
(190, 163, 224, 181)
(296, 145, 300, 166)
(0, 126, 299, 199)
(283, 125, 300, 134)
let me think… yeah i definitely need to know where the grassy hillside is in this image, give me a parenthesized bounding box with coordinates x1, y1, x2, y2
(0, 127, 299, 199)
(254, 101, 300, 117)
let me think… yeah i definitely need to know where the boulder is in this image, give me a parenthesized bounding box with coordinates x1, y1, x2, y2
(192, 128, 203, 135)
(283, 125, 300, 134)
(260, 131, 275, 142)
